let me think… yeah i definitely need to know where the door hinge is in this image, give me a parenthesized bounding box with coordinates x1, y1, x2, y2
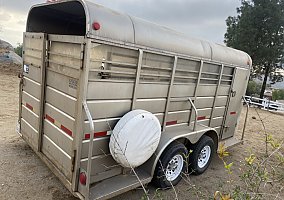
(71, 150, 76, 172)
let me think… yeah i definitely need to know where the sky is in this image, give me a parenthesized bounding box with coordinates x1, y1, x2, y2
(0, 0, 241, 47)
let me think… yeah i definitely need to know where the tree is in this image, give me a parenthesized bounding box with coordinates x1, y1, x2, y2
(224, 0, 284, 99)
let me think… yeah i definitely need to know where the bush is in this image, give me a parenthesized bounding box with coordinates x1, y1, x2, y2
(246, 81, 262, 97)
(14, 43, 23, 57)
(272, 89, 284, 101)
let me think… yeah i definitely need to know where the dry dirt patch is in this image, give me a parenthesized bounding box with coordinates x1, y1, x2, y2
(0, 65, 283, 200)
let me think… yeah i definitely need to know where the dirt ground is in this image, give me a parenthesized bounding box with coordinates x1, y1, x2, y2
(0, 65, 283, 200)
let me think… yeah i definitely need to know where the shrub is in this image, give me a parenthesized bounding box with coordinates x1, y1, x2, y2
(14, 43, 23, 57)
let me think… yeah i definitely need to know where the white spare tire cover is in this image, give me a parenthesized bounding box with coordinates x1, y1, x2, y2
(109, 110, 161, 168)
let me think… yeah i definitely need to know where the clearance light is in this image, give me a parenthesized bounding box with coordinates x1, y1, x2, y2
(92, 22, 101, 30)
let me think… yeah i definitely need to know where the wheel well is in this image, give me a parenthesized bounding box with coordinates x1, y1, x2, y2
(175, 131, 218, 152)
(204, 130, 218, 151)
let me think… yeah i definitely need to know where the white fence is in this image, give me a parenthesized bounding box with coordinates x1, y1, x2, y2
(244, 96, 284, 112)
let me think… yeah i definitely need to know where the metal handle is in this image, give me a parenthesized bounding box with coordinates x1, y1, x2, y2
(231, 90, 237, 97)
(83, 101, 95, 199)
(188, 97, 198, 131)
(241, 96, 249, 142)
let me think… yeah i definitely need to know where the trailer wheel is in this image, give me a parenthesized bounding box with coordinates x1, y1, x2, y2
(153, 142, 188, 189)
(189, 135, 214, 175)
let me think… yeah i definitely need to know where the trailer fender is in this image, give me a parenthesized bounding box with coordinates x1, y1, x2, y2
(141, 128, 218, 177)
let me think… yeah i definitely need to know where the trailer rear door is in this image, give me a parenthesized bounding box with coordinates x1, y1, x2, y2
(19, 33, 85, 182)
(19, 32, 46, 151)
(222, 67, 248, 139)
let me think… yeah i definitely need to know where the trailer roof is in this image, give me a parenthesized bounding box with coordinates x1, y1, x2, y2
(27, 0, 252, 67)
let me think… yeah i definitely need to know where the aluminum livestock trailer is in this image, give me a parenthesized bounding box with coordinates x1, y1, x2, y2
(17, 0, 252, 199)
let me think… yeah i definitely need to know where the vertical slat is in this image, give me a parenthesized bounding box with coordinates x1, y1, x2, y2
(209, 64, 224, 126)
(131, 49, 143, 110)
(37, 33, 47, 152)
(162, 56, 178, 131)
(188, 60, 204, 126)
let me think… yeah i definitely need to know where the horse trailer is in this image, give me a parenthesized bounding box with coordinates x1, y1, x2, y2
(17, 0, 252, 199)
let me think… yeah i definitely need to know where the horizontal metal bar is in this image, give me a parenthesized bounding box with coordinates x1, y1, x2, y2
(89, 69, 136, 75)
(48, 60, 81, 70)
(24, 47, 43, 52)
(141, 73, 171, 78)
(222, 74, 233, 77)
(24, 53, 42, 60)
(48, 34, 85, 44)
(48, 51, 82, 60)
(200, 77, 219, 81)
(90, 59, 137, 68)
(88, 79, 135, 83)
(24, 33, 44, 39)
(141, 64, 172, 71)
(201, 72, 219, 76)
(175, 69, 199, 73)
(175, 75, 198, 80)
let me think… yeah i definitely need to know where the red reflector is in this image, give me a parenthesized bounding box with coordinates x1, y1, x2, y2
(26, 103, 33, 111)
(230, 112, 237, 115)
(79, 172, 87, 185)
(45, 114, 55, 123)
(85, 133, 91, 140)
(94, 131, 108, 138)
(92, 22, 100, 30)
(61, 125, 72, 137)
(166, 120, 177, 126)
(85, 131, 108, 139)
(197, 116, 206, 121)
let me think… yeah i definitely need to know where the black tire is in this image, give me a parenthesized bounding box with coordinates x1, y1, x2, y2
(153, 142, 188, 189)
(188, 135, 215, 175)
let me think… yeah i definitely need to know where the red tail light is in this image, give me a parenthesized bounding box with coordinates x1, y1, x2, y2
(79, 172, 87, 185)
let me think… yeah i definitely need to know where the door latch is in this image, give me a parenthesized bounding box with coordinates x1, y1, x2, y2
(231, 90, 236, 97)
(224, 126, 229, 132)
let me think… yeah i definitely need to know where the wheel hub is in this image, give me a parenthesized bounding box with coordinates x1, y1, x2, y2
(165, 154, 184, 181)
(197, 145, 211, 168)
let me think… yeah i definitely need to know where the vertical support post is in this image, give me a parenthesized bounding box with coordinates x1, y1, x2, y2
(209, 64, 224, 127)
(162, 56, 178, 131)
(18, 33, 26, 134)
(84, 101, 95, 200)
(188, 60, 204, 126)
(37, 33, 48, 152)
(131, 49, 143, 110)
(188, 97, 198, 131)
(71, 39, 90, 193)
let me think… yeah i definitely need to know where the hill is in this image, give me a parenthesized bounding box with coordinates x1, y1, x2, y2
(0, 39, 22, 74)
